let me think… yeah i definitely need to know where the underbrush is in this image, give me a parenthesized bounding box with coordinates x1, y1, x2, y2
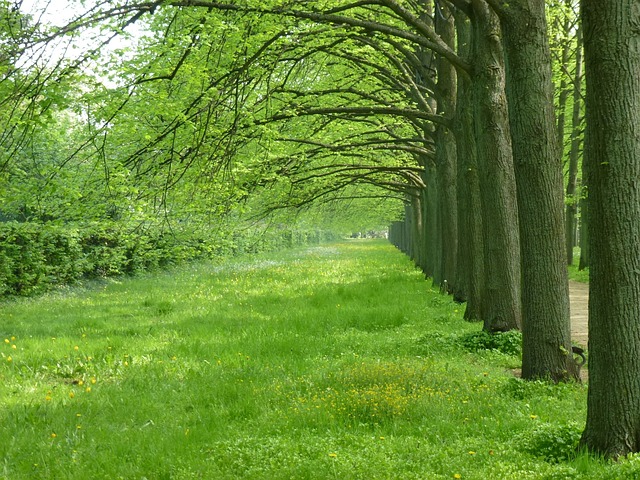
(0, 240, 631, 479)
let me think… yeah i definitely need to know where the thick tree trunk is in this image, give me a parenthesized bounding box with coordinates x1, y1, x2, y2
(580, 0, 640, 457)
(453, 14, 484, 320)
(470, 0, 521, 332)
(497, 0, 578, 381)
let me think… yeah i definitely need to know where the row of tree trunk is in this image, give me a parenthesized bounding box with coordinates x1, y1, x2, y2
(389, 0, 640, 458)
(388, 0, 578, 380)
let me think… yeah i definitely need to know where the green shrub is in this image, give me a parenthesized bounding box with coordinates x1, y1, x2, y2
(460, 329, 523, 356)
(0, 221, 338, 299)
(519, 422, 583, 462)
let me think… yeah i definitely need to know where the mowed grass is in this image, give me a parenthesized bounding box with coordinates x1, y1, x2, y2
(0, 239, 635, 479)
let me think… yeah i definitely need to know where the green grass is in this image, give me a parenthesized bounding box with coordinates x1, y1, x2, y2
(0, 239, 634, 479)
(568, 247, 589, 283)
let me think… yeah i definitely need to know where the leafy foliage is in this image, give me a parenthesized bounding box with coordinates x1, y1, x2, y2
(0, 221, 336, 298)
(519, 422, 583, 462)
(459, 330, 523, 357)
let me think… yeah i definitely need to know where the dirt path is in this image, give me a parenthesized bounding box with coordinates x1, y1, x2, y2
(570, 281, 589, 348)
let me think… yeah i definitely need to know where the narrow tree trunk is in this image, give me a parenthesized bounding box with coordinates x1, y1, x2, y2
(470, 0, 521, 332)
(433, 0, 458, 293)
(565, 25, 583, 266)
(554, 2, 572, 156)
(497, 0, 578, 381)
(580, 0, 640, 456)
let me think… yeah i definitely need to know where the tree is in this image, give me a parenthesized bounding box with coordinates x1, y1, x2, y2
(488, 0, 578, 380)
(468, 0, 521, 332)
(580, 0, 640, 457)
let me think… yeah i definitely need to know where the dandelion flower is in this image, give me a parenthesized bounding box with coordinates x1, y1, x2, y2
(51, 433, 57, 438)
(6, 356, 12, 362)
(69, 392, 75, 399)
(90, 377, 97, 384)
(453, 475, 462, 479)
(530, 414, 538, 420)
(4, 339, 9, 344)
(45, 395, 52, 402)
(85, 387, 91, 393)
(11, 345, 16, 349)
(328, 453, 337, 458)
(74, 346, 79, 351)
(11, 336, 15, 341)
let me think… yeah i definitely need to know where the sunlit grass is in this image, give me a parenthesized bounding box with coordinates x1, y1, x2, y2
(568, 246, 589, 283)
(0, 239, 633, 478)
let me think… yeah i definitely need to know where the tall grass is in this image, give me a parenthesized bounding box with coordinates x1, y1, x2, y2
(0, 240, 633, 478)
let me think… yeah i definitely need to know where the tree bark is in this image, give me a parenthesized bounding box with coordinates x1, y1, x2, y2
(496, 0, 578, 381)
(470, 0, 521, 332)
(453, 13, 484, 320)
(422, 162, 438, 277)
(580, 0, 640, 457)
(433, 0, 458, 293)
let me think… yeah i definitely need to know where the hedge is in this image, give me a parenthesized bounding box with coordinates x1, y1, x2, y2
(0, 222, 337, 298)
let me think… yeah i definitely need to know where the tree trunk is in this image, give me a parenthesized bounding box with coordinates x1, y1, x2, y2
(497, 0, 578, 381)
(453, 13, 484, 320)
(470, 0, 521, 332)
(580, 0, 640, 457)
(422, 163, 438, 278)
(565, 25, 583, 266)
(433, 0, 458, 293)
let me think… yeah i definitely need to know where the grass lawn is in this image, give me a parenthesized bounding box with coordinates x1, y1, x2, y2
(0, 240, 634, 479)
